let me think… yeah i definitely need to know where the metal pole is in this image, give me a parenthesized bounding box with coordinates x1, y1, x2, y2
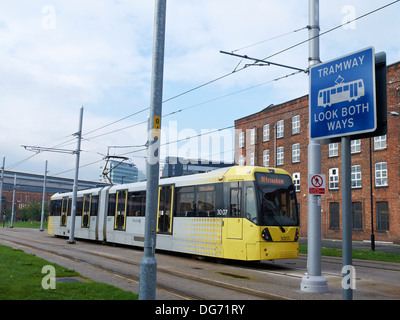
(68, 106, 84, 244)
(342, 136, 353, 300)
(0, 156, 5, 220)
(369, 138, 375, 251)
(10, 174, 16, 228)
(40, 160, 48, 232)
(300, 0, 328, 293)
(139, 0, 167, 300)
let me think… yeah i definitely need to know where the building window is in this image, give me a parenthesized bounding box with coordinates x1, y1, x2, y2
(250, 128, 256, 145)
(292, 143, 300, 163)
(263, 150, 269, 167)
(351, 139, 361, 154)
(277, 146, 284, 166)
(329, 143, 338, 157)
(238, 155, 245, 166)
(376, 201, 389, 231)
(239, 132, 245, 148)
(329, 168, 339, 190)
(329, 202, 340, 230)
(374, 135, 386, 150)
(375, 162, 388, 187)
(250, 152, 255, 166)
(352, 202, 363, 230)
(263, 124, 270, 142)
(293, 172, 300, 192)
(292, 115, 300, 135)
(277, 120, 284, 138)
(351, 165, 362, 188)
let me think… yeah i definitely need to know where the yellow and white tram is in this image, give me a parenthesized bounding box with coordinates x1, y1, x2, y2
(48, 166, 300, 261)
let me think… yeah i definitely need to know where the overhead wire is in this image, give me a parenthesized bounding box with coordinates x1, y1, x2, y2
(81, 0, 400, 142)
(14, 0, 400, 175)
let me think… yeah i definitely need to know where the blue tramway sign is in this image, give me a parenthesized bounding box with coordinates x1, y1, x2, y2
(309, 47, 376, 140)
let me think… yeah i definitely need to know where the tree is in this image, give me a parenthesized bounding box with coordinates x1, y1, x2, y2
(19, 202, 49, 221)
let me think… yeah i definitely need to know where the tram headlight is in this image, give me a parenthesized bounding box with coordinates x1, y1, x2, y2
(261, 228, 272, 242)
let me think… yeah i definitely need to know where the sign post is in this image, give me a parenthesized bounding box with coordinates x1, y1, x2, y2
(300, 0, 329, 294)
(309, 47, 377, 300)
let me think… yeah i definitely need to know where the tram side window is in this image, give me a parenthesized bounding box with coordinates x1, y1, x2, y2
(50, 200, 62, 216)
(230, 188, 241, 217)
(67, 198, 72, 216)
(91, 195, 98, 217)
(76, 197, 83, 216)
(176, 187, 195, 217)
(197, 186, 216, 217)
(127, 191, 146, 216)
(117, 191, 127, 212)
(108, 194, 116, 216)
(245, 187, 257, 223)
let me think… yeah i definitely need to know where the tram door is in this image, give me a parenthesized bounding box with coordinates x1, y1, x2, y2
(114, 190, 127, 231)
(157, 185, 174, 234)
(81, 194, 91, 228)
(60, 197, 70, 227)
(227, 184, 243, 239)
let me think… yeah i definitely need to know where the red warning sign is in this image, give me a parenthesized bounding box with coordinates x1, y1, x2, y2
(308, 174, 326, 195)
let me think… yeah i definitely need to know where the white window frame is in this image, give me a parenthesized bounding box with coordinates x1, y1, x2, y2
(239, 132, 245, 148)
(263, 150, 270, 167)
(329, 168, 339, 190)
(250, 128, 255, 146)
(329, 143, 339, 157)
(277, 120, 284, 139)
(374, 135, 387, 150)
(277, 146, 284, 166)
(293, 172, 300, 193)
(238, 155, 245, 166)
(263, 124, 270, 142)
(250, 152, 255, 166)
(351, 165, 362, 188)
(292, 115, 300, 135)
(292, 143, 300, 163)
(375, 162, 388, 187)
(351, 139, 361, 154)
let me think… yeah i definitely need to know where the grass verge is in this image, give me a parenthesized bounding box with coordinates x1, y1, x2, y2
(299, 245, 400, 263)
(0, 244, 138, 300)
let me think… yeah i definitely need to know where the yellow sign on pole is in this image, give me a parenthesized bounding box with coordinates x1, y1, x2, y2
(153, 116, 161, 138)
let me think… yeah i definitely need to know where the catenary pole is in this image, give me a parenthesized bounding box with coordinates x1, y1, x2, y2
(68, 106, 84, 244)
(139, 0, 167, 300)
(300, 0, 328, 293)
(0, 156, 5, 220)
(342, 137, 353, 299)
(40, 160, 48, 232)
(10, 174, 16, 228)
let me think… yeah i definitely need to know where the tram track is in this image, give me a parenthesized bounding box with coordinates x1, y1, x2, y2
(3, 229, 399, 300)
(0, 231, 288, 300)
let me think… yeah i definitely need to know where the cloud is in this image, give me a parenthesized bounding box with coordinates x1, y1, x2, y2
(1, 0, 400, 181)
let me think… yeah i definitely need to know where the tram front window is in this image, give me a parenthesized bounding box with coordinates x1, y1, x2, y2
(254, 172, 299, 227)
(261, 189, 298, 226)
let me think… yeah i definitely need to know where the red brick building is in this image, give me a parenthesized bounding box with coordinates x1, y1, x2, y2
(235, 61, 400, 244)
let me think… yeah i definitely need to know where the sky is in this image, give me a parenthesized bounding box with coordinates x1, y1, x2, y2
(1, 0, 400, 181)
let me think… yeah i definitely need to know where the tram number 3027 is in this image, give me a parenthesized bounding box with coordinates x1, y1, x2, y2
(217, 209, 228, 216)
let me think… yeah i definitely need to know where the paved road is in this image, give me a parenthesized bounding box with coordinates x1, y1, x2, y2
(1, 228, 399, 301)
